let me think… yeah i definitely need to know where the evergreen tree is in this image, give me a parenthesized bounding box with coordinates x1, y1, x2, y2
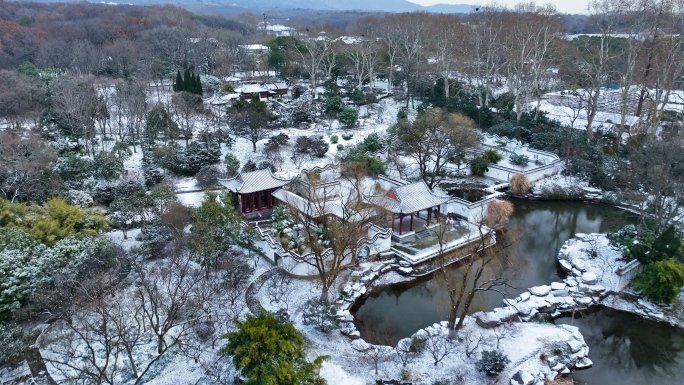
(196, 74, 203, 95)
(174, 70, 183, 92)
(220, 313, 328, 385)
(183, 69, 192, 92)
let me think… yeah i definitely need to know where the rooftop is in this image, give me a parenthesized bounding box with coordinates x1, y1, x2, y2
(218, 169, 291, 194)
(367, 181, 451, 214)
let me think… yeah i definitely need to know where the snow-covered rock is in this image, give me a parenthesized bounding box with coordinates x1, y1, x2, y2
(351, 339, 371, 352)
(558, 260, 573, 272)
(581, 272, 598, 284)
(551, 282, 566, 291)
(529, 285, 552, 297)
(511, 370, 535, 385)
(575, 357, 593, 369)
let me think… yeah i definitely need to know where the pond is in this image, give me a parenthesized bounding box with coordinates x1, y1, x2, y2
(352, 199, 684, 383)
(353, 200, 634, 343)
(556, 309, 684, 385)
(442, 183, 490, 202)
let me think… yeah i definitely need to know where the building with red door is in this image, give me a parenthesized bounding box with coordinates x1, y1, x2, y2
(218, 169, 292, 215)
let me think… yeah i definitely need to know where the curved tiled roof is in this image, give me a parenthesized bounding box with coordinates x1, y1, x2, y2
(218, 169, 291, 194)
(366, 181, 450, 214)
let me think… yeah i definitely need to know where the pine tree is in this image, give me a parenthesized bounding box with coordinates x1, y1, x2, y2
(183, 69, 192, 92)
(174, 70, 183, 92)
(196, 74, 203, 95)
(191, 73, 199, 94)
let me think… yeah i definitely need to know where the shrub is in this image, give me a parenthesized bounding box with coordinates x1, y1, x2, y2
(152, 142, 220, 176)
(221, 83, 234, 92)
(342, 133, 354, 141)
(268, 133, 290, 146)
(410, 336, 426, 353)
(224, 153, 240, 176)
(64, 189, 94, 208)
(483, 149, 503, 164)
(330, 135, 339, 144)
(485, 200, 514, 227)
(295, 137, 328, 158)
(220, 313, 328, 384)
(631, 226, 682, 265)
(302, 298, 340, 333)
(325, 95, 345, 114)
(401, 369, 412, 380)
(242, 159, 257, 172)
(339, 107, 359, 128)
(510, 174, 531, 195)
(92, 151, 124, 181)
(258, 161, 276, 173)
(341, 146, 387, 177)
(196, 165, 224, 188)
(633, 259, 684, 303)
(509, 154, 530, 167)
(470, 157, 490, 176)
(55, 155, 94, 181)
(476, 350, 510, 376)
(397, 108, 408, 121)
(358, 133, 383, 153)
(337, 144, 344, 151)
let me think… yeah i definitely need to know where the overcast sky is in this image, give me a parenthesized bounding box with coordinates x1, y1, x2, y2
(409, 0, 592, 14)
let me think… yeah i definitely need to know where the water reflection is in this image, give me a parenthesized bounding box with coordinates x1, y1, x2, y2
(353, 200, 635, 342)
(557, 309, 684, 385)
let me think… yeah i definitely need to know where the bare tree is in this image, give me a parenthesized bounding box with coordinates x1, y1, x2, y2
(284, 167, 388, 300)
(362, 345, 392, 375)
(172, 91, 203, 147)
(437, 202, 517, 334)
(395, 338, 416, 367)
(462, 330, 485, 358)
(0, 131, 60, 203)
(289, 27, 334, 99)
(390, 108, 478, 189)
(425, 334, 450, 366)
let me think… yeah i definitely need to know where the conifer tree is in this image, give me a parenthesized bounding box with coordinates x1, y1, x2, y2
(183, 69, 192, 92)
(195, 74, 203, 95)
(174, 70, 183, 92)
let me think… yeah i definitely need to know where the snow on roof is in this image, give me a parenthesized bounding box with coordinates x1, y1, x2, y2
(336, 36, 362, 44)
(367, 181, 451, 214)
(264, 82, 289, 91)
(218, 169, 291, 194)
(266, 24, 294, 32)
(207, 93, 240, 105)
(241, 84, 269, 94)
(241, 44, 268, 51)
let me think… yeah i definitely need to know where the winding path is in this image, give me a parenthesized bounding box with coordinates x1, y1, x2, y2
(245, 267, 285, 315)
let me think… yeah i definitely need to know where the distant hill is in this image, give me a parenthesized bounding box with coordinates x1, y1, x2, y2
(79, 0, 475, 13)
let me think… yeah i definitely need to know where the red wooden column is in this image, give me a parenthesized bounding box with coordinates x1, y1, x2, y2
(240, 194, 246, 214)
(437, 205, 441, 220)
(399, 214, 404, 235)
(427, 209, 431, 227)
(410, 213, 414, 232)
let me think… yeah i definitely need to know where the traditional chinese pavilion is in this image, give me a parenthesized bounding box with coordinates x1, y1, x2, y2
(368, 181, 451, 235)
(219, 169, 291, 214)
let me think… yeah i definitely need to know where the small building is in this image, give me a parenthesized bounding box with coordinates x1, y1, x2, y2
(240, 84, 270, 101)
(367, 181, 451, 238)
(265, 82, 290, 98)
(219, 169, 291, 215)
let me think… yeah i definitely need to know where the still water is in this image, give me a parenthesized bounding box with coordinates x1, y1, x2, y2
(353, 200, 633, 341)
(557, 309, 684, 385)
(352, 200, 684, 384)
